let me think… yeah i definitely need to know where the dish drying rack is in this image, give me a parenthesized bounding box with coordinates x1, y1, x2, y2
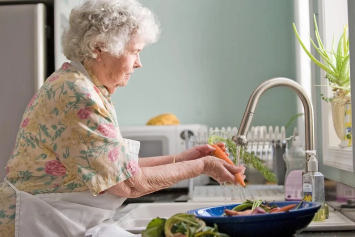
(184, 125, 289, 202)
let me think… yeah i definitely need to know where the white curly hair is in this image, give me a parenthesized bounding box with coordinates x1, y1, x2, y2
(62, 0, 160, 62)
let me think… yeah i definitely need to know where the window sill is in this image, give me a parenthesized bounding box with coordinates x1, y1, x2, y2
(323, 147, 353, 172)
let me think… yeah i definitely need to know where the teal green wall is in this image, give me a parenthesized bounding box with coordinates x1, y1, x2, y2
(113, 0, 298, 132)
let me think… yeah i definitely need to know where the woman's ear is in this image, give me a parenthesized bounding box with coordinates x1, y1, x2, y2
(93, 47, 102, 61)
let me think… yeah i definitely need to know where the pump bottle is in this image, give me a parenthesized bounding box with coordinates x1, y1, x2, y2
(284, 136, 306, 201)
(302, 150, 325, 221)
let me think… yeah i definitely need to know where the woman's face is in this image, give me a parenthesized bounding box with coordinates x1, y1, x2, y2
(93, 39, 145, 94)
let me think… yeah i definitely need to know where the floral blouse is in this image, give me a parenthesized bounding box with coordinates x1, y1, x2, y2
(0, 62, 140, 236)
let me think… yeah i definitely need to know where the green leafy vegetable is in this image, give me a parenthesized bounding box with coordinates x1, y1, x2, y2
(251, 199, 263, 211)
(208, 130, 277, 182)
(231, 202, 253, 211)
(142, 217, 166, 237)
(142, 213, 229, 237)
(295, 200, 304, 210)
(231, 200, 279, 214)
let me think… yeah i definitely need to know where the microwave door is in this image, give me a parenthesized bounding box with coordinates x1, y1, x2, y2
(132, 136, 170, 157)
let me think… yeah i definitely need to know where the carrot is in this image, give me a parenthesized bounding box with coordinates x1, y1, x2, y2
(269, 207, 280, 213)
(224, 209, 240, 216)
(211, 144, 246, 187)
(224, 209, 253, 216)
(271, 204, 297, 213)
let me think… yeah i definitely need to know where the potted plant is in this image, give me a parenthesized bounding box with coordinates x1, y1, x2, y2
(293, 15, 351, 147)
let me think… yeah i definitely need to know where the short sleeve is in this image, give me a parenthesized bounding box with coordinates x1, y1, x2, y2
(46, 77, 140, 195)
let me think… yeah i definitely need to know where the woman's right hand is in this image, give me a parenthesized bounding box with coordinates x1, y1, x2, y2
(202, 156, 245, 185)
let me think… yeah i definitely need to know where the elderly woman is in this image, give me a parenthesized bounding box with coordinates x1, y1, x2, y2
(0, 0, 245, 236)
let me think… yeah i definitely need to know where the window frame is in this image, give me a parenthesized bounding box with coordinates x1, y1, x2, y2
(315, 0, 353, 172)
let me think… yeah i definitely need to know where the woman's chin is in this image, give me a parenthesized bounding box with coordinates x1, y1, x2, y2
(113, 82, 129, 91)
(120, 79, 130, 87)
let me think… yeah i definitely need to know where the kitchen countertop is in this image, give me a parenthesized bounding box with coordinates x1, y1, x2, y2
(114, 203, 355, 237)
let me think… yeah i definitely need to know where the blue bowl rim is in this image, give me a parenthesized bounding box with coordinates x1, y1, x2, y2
(186, 201, 321, 223)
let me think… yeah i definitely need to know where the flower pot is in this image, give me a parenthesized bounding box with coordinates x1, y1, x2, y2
(331, 101, 352, 148)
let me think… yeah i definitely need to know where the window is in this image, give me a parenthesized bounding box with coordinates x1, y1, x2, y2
(295, 0, 353, 174)
(316, 0, 352, 171)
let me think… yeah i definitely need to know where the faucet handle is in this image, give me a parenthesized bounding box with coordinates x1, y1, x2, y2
(232, 135, 248, 146)
(306, 150, 316, 156)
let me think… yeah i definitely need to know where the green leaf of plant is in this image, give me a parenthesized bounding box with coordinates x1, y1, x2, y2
(315, 29, 330, 59)
(326, 73, 338, 84)
(314, 15, 331, 61)
(337, 34, 344, 69)
(339, 54, 350, 85)
(343, 24, 348, 55)
(285, 113, 304, 129)
(309, 37, 337, 72)
(293, 23, 338, 78)
(320, 93, 333, 103)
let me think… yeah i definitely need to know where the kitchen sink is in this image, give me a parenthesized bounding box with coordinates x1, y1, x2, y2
(114, 202, 355, 234)
(114, 203, 225, 234)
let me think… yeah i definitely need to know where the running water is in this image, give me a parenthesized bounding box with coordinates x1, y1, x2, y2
(239, 185, 246, 201)
(221, 182, 227, 205)
(236, 145, 246, 201)
(220, 144, 247, 204)
(230, 184, 235, 201)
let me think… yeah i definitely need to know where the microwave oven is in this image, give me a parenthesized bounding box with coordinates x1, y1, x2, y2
(120, 124, 210, 188)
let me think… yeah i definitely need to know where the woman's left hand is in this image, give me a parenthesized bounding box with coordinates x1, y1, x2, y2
(175, 142, 228, 162)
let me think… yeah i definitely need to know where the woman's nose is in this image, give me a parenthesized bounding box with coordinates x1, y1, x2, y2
(134, 55, 142, 68)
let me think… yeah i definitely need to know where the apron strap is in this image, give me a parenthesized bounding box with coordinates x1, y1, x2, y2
(4, 177, 19, 192)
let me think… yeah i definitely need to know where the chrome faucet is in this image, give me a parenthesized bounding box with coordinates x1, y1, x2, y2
(232, 77, 315, 173)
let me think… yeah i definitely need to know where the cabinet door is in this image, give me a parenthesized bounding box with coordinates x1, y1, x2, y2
(0, 4, 46, 180)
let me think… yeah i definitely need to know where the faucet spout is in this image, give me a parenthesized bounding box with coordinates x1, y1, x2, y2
(232, 77, 315, 172)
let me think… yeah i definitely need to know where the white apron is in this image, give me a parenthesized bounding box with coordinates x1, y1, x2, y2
(5, 139, 141, 237)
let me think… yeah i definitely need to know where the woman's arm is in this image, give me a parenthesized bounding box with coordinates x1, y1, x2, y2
(107, 156, 244, 198)
(138, 143, 227, 167)
(138, 155, 175, 167)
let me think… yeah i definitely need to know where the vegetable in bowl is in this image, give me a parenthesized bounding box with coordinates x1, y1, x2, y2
(223, 199, 302, 216)
(142, 213, 229, 237)
(186, 201, 321, 237)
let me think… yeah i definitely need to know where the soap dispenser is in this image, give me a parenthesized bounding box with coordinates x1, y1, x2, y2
(284, 136, 306, 201)
(302, 150, 325, 221)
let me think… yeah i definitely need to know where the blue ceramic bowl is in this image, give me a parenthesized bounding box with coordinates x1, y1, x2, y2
(187, 201, 321, 237)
